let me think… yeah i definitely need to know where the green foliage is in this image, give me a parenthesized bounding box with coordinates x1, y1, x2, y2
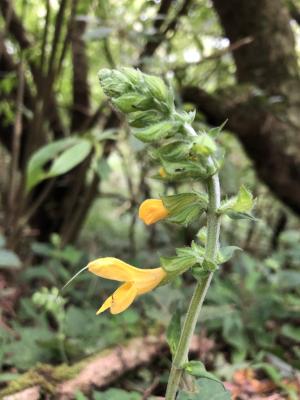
(26, 137, 92, 192)
(0, 234, 21, 269)
(166, 309, 181, 357)
(93, 388, 141, 400)
(177, 378, 231, 400)
(219, 185, 255, 220)
(160, 242, 204, 276)
(183, 361, 221, 383)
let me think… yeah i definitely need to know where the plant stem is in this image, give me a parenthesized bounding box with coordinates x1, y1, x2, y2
(165, 159, 221, 399)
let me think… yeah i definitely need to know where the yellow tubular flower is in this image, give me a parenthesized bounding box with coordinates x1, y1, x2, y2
(138, 199, 169, 225)
(88, 257, 166, 315)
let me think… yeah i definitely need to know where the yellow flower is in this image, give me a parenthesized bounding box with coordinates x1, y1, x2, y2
(88, 257, 166, 315)
(138, 199, 169, 225)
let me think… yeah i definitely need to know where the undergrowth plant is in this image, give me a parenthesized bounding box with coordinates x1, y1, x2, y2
(73, 68, 255, 399)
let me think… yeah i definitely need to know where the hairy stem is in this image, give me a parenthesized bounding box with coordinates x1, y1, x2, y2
(165, 127, 221, 399)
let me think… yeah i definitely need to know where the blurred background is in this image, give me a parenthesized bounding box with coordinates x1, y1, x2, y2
(1, 0, 300, 399)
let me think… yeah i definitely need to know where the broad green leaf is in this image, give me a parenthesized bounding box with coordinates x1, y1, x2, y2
(217, 246, 242, 264)
(183, 361, 222, 384)
(26, 137, 79, 192)
(0, 249, 21, 269)
(177, 377, 231, 400)
(281, 324, 300, 342)
(48, 139, 92, 177)
(93, 388, 141, 400)
(166, 309, 181, 356)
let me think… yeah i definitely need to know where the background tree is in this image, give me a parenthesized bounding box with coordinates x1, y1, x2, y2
(0, 0, 300, 248)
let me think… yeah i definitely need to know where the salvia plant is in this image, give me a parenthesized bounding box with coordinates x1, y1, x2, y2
(67, 68, 255, 399)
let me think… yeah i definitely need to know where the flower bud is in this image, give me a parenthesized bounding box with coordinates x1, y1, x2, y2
(98, 69, 130, 98)
(112, 93, 152, 113)
(139, 199, 169, 225)
(128, 110, 161, 128)
(143, 74, 168, 102)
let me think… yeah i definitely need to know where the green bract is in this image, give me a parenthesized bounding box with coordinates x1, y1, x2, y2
(133, 120, 181, 143)
(192, 134, 217, 156)
(219, 185, 255, 220)
(160, 242, 205, 278)
(162, 192, 208, 225)
(151, 140, 192, 162)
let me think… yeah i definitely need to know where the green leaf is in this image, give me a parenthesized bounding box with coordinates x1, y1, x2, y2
(183, 361, 222, 384)
(220, 186, 254, 215)
(217, 246, 242, 264)
(227, 211, 257, 221)
(208, 120, 227, 138)
(166, 309, 181, 356)
(93, 388, 141, 400)
(133, 120, 180, 142)
(281, 324, 300, 342)
(25, 138, 91, 192)
(234, 186, 254, 212)
(0, 249, 21, 269)
(162, 193, 208, 226)
(26, 137, 78, 192)
(177, 377, 231, 400)
(48, 139, 92, 177)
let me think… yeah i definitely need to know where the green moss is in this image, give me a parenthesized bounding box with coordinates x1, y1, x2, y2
(0, 349, 114, 398)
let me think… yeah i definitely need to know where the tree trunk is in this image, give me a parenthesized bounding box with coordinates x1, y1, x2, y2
(183, 0, 300, 214)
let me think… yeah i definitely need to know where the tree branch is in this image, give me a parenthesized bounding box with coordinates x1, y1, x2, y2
(139, 0, 193, 63)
